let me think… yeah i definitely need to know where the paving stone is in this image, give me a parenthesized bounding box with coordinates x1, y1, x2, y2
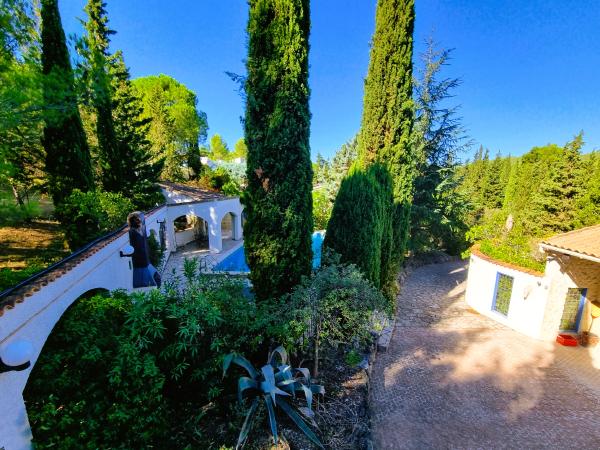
(371, 260, 600, 450)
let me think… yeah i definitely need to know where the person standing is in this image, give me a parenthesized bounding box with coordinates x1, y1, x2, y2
(127, 211, 160, 288)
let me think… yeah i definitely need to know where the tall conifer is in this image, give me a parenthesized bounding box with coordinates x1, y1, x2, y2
(361, 0, 415, 267)
(41, 0, 93, 205)
(325, 0, 415, 298)
(110, 52, 164, 208)
(243, 0, 313, 300)
(82, 0, 123, 193)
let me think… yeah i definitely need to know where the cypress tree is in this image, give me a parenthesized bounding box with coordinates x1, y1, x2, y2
(243, 0, 313, 300)
(325, 0, 415, 299)
(324, 166, 384, 287)
(360, 0, 415, 269)
(82, 0, 123, 193)
(40, 0, 93, 206)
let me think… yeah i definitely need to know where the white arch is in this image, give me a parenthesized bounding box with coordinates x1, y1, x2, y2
(0, 207, 168, 449)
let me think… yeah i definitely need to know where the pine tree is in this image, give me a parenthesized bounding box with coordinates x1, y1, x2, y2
(110, 52, 163, 209)
(576, 151, 600, 226)
(243, 0, 313, 300)
(481, 153, 505, 209)
(533, 133, 584, 234)
(40, 0, 93, 206)
(81, 0, 123, 193)
(410, 41, 470, 254)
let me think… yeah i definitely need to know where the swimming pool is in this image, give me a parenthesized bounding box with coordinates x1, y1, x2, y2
(213, 232, 324, 273)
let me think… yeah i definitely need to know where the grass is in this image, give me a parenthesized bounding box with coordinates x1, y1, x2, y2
(0, 220, 69, 292)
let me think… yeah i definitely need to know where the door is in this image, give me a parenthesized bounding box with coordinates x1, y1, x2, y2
(559, 288, 587, 332)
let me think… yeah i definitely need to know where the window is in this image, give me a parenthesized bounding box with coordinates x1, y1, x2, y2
(559, 288, 586, 331)
(493, 273, 514, 316)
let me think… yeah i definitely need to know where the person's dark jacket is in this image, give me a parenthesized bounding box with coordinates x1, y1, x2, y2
(129, 229, 151, 268)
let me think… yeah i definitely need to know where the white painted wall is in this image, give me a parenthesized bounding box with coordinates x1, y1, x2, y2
(465, 253, 548, 339)
(166, 198, 243, 254)
(0, 194, 243, 449)
(0, 207, 167, 450)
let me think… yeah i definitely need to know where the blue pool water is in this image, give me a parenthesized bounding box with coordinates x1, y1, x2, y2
(214, 232, 324, 272)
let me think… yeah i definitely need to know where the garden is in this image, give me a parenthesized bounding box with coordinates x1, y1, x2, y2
(3, 0, 600, 448)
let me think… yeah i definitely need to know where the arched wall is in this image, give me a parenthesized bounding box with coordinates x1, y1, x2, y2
(0, 198, 246, 449)
(0, 206, 168, 450)
(165, 198, 243, 253)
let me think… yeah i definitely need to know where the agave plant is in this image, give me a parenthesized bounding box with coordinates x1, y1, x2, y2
(223, 346, 325, 449)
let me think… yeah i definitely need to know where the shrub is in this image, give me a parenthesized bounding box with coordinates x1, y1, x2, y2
(0, 189, 41, 224)
(199, 167, 241, 195)
(55, 189, 134, 250)
(24, 266, 290, 448)
(324, 163, 395, 299)
(147, 230, 164, 268)
(287, 252, 388, 377)
(312, 188, 331, 231)
(0, 264, 45, 292)
(24, 291, 166, 449)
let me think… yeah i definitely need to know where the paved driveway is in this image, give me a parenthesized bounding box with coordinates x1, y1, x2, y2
(371, 261, 600, 449)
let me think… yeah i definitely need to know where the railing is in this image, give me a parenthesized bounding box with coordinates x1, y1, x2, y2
(0, 204, 166, 304)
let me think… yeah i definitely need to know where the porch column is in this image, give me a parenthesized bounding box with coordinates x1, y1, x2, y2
(233, 213, 243, 241)
(208, 219, 222, 253)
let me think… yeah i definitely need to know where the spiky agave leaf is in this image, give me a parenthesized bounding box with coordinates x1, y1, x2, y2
(268, 345, 288, 366)
(223, 353, 258, 379)
(238, 377, 259, 404)
(264, 394, 278, 445)
(275, 397, 324, 449)
(236, 397, 259, 450)
(260, 364, 289, 405)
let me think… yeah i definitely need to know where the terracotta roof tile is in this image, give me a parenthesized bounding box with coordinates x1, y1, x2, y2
(159, 181, 230, 203)
(541, 224, 600, 259)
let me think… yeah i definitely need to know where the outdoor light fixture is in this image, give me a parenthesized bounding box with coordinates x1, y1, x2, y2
(119, 244, 135, 258)
(0, 340, 34, 373)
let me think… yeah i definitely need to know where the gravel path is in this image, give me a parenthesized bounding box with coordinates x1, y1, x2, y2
(371, 260, 600, 450)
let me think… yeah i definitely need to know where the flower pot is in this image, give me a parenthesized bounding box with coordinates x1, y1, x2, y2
(579, 331, 599, 348)
(556, 334, 578, 346)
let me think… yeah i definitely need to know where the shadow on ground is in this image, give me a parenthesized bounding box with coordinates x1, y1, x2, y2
(371, 261, 600, 449)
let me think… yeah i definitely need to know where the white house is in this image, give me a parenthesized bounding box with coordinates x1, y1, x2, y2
(465, 225, 600, 351)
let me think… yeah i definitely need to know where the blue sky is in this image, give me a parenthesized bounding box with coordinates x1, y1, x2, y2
(59, 0, 600, 161)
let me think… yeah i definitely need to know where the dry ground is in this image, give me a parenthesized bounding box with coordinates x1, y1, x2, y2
(0, 220, 67, 270)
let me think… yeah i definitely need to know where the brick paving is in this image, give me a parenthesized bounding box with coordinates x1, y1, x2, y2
(371, 260, 600, 450)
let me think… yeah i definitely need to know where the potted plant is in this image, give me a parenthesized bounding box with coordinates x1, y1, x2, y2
(579, 301, 600, 347)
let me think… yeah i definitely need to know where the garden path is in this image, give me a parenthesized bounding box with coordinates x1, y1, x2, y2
(371, 260, 600, 449)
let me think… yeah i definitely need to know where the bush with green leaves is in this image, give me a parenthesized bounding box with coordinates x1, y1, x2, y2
(54, 189, 134, 250)
(223, 346, 324, 449)
(199, 167, 242, 196)
(324, 163, 396, 304)
(0, 263, 45, 292)
(286, 252, 389, 377)
(147, 230, 164, 268)
(465, 209, 546, 272)
(0, 189, 41, 224)
(24, 265, 289, 448)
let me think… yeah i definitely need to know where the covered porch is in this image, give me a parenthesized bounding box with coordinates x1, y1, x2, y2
(539, 224, 600, 348)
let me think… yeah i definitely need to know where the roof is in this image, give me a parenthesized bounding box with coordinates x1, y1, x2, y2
(159, 181, 230, 203)
(540, 224, 600, 262)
